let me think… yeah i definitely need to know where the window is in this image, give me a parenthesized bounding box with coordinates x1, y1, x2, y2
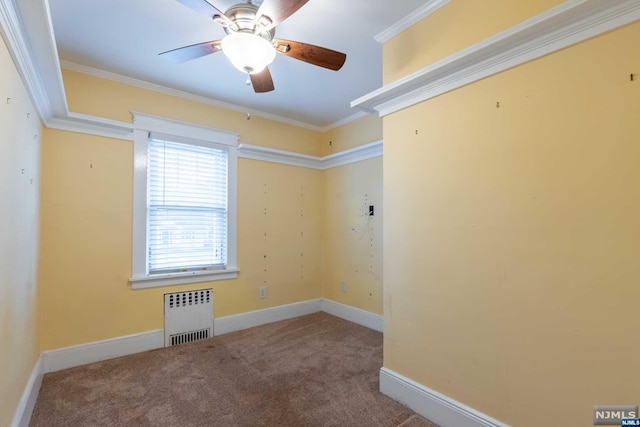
(130, 113, 238, 289)
(147, 138, 228, 273)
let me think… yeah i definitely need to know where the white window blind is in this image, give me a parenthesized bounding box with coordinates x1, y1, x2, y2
(147, 137, 228, 274)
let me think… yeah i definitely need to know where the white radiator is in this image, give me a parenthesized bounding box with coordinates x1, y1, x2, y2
(164, 289, 213, 347)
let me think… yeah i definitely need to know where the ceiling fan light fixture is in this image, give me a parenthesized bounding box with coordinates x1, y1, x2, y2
(221, 32, 276, 74)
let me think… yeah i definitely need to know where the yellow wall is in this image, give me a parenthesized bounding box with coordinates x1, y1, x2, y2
(63, 70, 323, 156)
(237, 158, 322, 310)
(39, 72, 324, 350)
(321, 156, 383, 314)
(319, 114, 382, 156)
(382, 7, 640, 427)
(319, 115, 383, 314)
(383, 0, 563, 84)
(0, 37, 41, 425)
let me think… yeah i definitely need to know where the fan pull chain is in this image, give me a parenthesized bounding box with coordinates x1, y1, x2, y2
(245, 72, 252, 120)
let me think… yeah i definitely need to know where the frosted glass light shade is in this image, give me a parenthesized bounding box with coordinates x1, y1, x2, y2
(221, 32, 276, 74)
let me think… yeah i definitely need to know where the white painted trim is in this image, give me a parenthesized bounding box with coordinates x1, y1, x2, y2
(321, 299, 383, 333)
(375, 0, 451, 43)
(320, 140, 383, 169)
(131, 129, 149, 280)
(10, 355, 43, 427)
(238, 140, 383, 170)
(0, 0, 67, 123)
(354, 0, 640, 117)
(31, 298, 381, 376)
(214, 298, 323, 335)
(47, 111, 134, 140)
(380, 368, 510, 427)
(130, 268, 239, 289)
(238, 144, 322, 169)
(132, 111, 239, 146)
(42, 329, 164, 374)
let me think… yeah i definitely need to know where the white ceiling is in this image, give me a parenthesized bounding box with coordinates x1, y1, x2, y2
(47, 0, 427, 129)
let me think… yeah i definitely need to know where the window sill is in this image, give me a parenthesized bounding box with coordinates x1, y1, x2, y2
(130, 267, 239, 289)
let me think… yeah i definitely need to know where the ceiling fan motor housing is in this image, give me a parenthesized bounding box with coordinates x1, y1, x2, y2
(223, 3, 275, 42)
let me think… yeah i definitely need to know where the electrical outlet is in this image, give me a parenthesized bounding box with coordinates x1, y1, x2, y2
(340, 281, 347, 292)
(259, 286, 267, 299)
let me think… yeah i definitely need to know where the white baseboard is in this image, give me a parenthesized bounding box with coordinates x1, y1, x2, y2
(321, 299, 383, 333)
(15, 301, 510, 427)
(214, 298, 323, 335)
(10, 355, 43, 427)
(380, 368, 510, 427)
(42, 329, 164, 374)
(37, 298, 381, 375)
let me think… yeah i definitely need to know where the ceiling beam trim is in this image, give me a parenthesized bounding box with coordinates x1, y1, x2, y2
(0, 0, 64, 123)
(47, 112, 134, 140)
(320, 140, 383, 170)
(353, 0, 640, 117)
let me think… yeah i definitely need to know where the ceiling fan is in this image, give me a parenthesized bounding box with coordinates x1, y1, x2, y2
(159, 0, 347, 93)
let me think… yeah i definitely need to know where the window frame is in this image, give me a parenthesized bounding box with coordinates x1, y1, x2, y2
(130, 112, 239, 289)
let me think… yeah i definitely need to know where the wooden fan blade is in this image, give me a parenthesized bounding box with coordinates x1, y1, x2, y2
(256, 0, 309, 30)
(175, 0, 224, 18)
(250, 68, 275, 93)
(274, 39, 346, 71)
(159, 40, 222, 63)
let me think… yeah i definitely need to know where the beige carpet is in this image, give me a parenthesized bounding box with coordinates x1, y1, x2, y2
(31, 312, 438, 427)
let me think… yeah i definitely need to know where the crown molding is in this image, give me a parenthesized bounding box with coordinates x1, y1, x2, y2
(354, 0, 640, 117)
(238, 139, 382, 170)
(375, 0, 451, 44)
(0, 0, 67, 123)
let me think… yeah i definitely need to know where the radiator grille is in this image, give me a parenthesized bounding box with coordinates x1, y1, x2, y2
(164, 289, 213, 347)
(169, 328, 210, 346)
(167, 289, 211, 308)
